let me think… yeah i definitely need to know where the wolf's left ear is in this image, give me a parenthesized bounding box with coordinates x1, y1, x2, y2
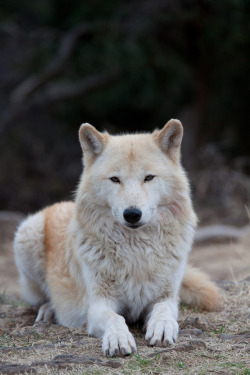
(79, 123, 108, 164)
(154, 119, 183, 162)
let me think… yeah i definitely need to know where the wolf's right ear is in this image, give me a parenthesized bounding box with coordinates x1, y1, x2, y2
(79, 123, 108, 164)
(154, 119, 183, 162)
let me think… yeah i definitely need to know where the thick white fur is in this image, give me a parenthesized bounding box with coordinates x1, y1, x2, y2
(13, 211, 48, 305)
(14, 120, 220, 357)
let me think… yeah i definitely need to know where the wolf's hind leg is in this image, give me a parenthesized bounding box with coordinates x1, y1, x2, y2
(19, 273, 46, 306)
(35, 302, 55, 323)
(14, 211, 48, 305)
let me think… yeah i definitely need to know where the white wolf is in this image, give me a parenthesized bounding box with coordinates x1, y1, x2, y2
(14, 119, 220, 356)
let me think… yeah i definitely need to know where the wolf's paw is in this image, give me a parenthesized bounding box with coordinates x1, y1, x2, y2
(145, 315, 179, 347)
(35, 302, 55, 323)
(102, 318, 137, 357)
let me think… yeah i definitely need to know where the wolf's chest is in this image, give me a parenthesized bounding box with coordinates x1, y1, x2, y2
(111, 240, 182, 322)
(118, 273, 165, 322)
(77, 230, 185, 323)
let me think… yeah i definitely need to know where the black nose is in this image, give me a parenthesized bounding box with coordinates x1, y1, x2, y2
(123, 207, 142, 224)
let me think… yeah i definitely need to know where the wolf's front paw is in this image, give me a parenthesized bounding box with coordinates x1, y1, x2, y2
(102, 317, 137, 357)
(145, 314, 179, 347)
(35, 302, 55, 323)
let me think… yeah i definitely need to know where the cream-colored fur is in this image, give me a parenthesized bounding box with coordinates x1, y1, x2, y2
(14, 120, 221, 356)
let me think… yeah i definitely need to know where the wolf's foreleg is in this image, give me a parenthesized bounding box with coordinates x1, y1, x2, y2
(87, 298, 137, 356)
(144, 254, 188, 346)
(144, 298, 179, 346)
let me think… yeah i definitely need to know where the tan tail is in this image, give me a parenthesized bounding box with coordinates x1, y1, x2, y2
(179, 265, 222, 311)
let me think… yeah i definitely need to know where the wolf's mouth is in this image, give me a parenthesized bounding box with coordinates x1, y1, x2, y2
(125, 223, 145, 229)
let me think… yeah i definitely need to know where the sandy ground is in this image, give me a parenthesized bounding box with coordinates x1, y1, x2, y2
(0, 212, 249, 374)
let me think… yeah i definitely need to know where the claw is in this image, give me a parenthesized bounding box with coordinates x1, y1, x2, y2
(142, 323, 147, 332)
(154, 339, 160, 347)
(121, 347, 127, 356)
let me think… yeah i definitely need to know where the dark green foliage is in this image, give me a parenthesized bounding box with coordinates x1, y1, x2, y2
(0, 0, 249, 212)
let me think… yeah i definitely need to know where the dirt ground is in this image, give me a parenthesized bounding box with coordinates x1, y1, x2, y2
(0, 213, 249, 374)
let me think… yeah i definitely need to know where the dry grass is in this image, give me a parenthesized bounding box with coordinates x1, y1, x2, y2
(0, 280, 249, 375)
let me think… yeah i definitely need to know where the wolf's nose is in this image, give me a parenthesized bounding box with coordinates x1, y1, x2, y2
(123, 207, 142, 224)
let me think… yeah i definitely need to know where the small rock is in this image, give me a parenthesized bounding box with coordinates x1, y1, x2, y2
(232, 344, 246, 349)
(179, 317, 214, 331)
(179, 328, 203, 336)
(47, 354, 122, 369)
(0, 364, 37, 374)
(105, 360, 123, 368)
(33, 321, 70, 333)
(11, 326, 38, 337)
(187, 339, 207, 349)
(148, 339, 207, 356)
(216, 280, 235, 290)
(236, 331, 250, 336)
(219, 331, 250, 343)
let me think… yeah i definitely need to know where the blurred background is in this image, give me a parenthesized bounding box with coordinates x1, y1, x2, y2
(0, 0, 249, 225)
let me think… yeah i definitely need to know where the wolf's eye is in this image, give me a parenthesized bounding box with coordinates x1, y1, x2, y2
(110, 176, 120, 183)
(144, 175, 155, 182)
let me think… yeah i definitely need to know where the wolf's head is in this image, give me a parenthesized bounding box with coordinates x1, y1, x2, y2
(77, 120, 192, 231)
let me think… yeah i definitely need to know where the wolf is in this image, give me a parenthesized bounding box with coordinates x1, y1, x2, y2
(14, 119, 220, 356)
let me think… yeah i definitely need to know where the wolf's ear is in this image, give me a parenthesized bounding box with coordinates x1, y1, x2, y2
(79, 123, 108, 163)
(154, 119, 183, 162)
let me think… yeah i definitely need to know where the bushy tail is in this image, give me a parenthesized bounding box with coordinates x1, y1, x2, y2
(179, 265, 222, 311)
